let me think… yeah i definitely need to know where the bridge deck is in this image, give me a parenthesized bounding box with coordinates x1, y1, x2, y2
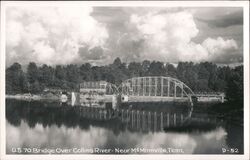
(122, 96, 190, 103)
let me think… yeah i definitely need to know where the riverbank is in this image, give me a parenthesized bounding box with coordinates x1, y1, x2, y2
(6, 93, 60, 101)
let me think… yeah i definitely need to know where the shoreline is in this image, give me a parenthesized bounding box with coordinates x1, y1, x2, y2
(6, 94, 60, 101)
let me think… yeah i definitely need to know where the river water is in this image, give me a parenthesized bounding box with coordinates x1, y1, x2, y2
(6, 99, 243, 154)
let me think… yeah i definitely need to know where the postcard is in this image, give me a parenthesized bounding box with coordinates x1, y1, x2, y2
(0, 1, 249, 160)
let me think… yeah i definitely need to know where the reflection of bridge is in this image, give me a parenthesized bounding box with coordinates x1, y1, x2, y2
(75, 106, 222, 133)
(118, 108, 191, 132)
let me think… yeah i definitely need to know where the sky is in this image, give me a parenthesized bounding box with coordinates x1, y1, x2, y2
(5, 6, 243, 66)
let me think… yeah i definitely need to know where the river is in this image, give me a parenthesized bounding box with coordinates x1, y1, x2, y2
(5, 99, 243, 154)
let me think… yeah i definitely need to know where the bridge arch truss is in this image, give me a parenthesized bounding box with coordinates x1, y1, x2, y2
(118, 76, 194, 98)
(79, 81, 119, 95)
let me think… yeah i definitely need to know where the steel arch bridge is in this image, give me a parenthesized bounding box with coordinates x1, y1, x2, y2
(118, 76, 195, 103)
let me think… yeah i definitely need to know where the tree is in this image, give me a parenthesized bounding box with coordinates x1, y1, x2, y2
(108, 58, 129, 85)
(128, 62, 142, 77)
(6, 63, 27, 94)
(165, 63, 177, 77)
(176, 62, 198, 91)
(39, 64, 55, 87)
(55, 65, 66, 80)
(113, 57, 122, 68)
(65, 64, 81, 90)
(197, 64, 210, 80)
(79, 63, 92, 81)
(141, 60, 150, 76)
(27, 62, 39, 84)
(30, 80, 43, 93)
(226, 66, 243, 103)
(148, 61, 165, 76)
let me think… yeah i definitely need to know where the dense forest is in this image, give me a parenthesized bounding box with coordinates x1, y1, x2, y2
(6, 58, 243, 103)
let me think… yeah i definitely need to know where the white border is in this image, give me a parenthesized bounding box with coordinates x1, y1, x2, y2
(0, 1, 249, 160)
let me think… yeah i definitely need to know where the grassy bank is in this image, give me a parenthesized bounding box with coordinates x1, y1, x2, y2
(6, 93, 60, 101)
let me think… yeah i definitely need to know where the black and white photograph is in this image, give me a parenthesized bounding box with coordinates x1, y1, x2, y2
(0, 1, 249, 160)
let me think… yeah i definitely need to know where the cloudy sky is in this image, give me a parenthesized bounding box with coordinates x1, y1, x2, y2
(5, 6, 243, 66)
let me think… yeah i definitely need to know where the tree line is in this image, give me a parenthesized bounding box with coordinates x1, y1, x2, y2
(6, 58, 243, 103)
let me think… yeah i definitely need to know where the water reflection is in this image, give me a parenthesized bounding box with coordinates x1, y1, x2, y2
(6, 99, 243, 154)
(6, 100, 204, 133)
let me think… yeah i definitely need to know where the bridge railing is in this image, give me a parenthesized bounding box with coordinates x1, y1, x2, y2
(194, 92, 225, 95)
